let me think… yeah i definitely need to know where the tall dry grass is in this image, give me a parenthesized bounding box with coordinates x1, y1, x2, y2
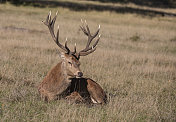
(0, 3, 176, 121)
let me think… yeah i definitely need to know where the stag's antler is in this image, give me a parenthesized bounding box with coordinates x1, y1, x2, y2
(43, 11, 101, 59)
(78, 20, 101, 57)
(43, 11, 76, 55)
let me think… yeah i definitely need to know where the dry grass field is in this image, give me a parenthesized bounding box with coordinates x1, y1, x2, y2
(0, 2, 176, 121)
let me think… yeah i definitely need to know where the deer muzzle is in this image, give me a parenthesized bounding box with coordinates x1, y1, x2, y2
(77, 71, 83, 77)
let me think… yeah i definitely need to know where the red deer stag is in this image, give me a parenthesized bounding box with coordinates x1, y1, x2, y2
(38, 11, 107, 104)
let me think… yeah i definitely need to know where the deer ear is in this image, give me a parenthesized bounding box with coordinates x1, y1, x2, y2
(60, 52, 65, 60)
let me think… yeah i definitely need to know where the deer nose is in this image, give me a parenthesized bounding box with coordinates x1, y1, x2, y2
(77, 72, 83, 77)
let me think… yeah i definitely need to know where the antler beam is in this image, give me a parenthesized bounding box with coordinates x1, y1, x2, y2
(79, 20, 101, 56)
(43, 11, 77, 54)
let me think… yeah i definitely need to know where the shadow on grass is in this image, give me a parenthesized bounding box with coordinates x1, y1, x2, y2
(1, 0, 176, 17)
(89, 0, 176, 9)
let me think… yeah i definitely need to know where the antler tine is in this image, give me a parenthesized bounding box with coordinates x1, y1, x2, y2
(81, 34, 100, 52)
(92, 25, 100, 38)
(79, 46, 97, 56)
(43, 11, 69, 53)
(79, 21, 101, 55)
(87, 34, 100, 51)
(83, 20, 92, 48)
(50, 11, 58, 30)
(80, 25, 88, 36)
(43, 11, 50, 25)
(64, 38, 70, 53)
(85, 20, 91, 35)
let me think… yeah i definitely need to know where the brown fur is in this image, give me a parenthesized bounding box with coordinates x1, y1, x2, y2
(38, 54, 107, 104)
(65, 92, 85, 103)
(38, 62, 71, 101)
(39, 12, 106, 104)
(64, 78, 107, 104)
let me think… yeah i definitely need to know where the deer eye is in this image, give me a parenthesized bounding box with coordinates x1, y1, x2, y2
(68, 61, 72, 66)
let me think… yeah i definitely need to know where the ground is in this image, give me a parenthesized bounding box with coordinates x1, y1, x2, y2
(0, 2, 176, 121)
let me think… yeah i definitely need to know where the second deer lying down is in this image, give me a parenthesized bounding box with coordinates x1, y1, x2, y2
(38, 12, 107, 104)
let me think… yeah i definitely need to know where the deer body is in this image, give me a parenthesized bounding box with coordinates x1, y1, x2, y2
(38, 55, 107, 104)
(38, 52, 83, 101)
(38, 11, 107, 104)
(38, 62, 70, 101)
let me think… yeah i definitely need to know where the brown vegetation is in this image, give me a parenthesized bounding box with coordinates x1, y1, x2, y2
(0, 2, 176, 121)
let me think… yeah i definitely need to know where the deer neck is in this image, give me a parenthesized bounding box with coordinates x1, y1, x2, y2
(60, 61, 71, 82)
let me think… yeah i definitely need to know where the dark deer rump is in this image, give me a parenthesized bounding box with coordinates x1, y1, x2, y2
(61, 78, 107, 104)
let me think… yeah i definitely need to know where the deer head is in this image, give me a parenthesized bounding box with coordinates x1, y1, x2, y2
(43, 11, 101, 78)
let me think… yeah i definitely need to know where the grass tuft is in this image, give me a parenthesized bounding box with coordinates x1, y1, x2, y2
(130, 33, 141, 42)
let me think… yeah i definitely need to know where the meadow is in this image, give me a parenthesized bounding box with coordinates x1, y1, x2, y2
(0, 2, 176, 121)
